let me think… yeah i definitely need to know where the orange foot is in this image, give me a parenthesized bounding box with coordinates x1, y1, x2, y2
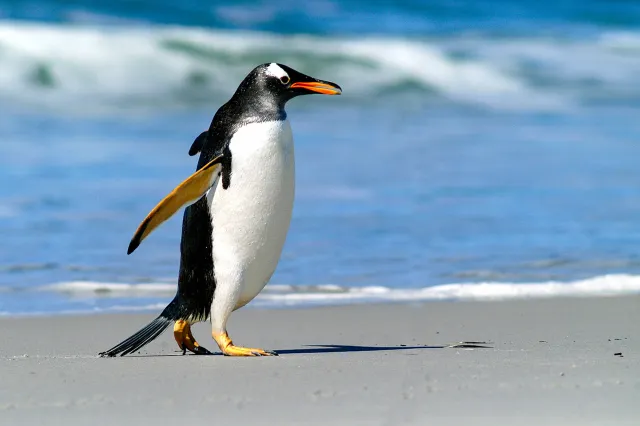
(212, 331, 278, 357)
(174, 320, 212, 355)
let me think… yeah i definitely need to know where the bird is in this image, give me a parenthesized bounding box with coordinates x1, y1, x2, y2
(99, 63, 341, 357)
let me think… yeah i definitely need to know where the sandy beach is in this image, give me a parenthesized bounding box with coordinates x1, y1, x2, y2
(0, 296, 638, 425)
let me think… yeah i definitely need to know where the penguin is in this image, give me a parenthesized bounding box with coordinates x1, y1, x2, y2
(99, 63, 341, 357)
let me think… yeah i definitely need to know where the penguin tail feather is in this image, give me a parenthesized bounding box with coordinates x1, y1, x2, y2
(99, 305, 177, 357)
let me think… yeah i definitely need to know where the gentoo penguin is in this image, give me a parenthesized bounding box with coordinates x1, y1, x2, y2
(99, 63, 341, 357)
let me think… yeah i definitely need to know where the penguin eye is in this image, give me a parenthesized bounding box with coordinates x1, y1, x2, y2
(279, 75, 290, 85)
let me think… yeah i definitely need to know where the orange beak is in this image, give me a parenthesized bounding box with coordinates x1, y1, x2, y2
(290, 81, 342, 95)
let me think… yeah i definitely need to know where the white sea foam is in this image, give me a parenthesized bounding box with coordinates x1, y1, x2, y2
(37, 274, 640, 308)
(45, 281, 176, 294)
(2, 21, 636, 113)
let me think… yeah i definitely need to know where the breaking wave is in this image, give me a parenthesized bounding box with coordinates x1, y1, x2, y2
(2, 22, 639, 113)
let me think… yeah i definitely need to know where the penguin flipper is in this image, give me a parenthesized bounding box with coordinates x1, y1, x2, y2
(188, 131, 208, 156)
(127, 155, 223, 255)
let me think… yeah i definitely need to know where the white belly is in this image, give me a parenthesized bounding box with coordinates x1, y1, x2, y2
(208, 120, 295, 309)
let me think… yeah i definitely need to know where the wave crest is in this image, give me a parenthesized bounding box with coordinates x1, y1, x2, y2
(1, 22, 611, 113)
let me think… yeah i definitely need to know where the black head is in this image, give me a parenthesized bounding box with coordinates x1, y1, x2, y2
(231, 63, 341, 110)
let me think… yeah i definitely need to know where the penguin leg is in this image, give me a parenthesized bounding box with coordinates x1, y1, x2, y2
(173, 320, 213, 355)
(209, 280, 277, 356)
(212, 331, 278, 357)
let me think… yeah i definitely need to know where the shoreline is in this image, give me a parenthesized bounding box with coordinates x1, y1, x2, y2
(1, 291, 640, 319)
(1, 296, 638, 425)
(3, 272, 640, 318)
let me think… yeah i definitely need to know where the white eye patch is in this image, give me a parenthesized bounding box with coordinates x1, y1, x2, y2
(265, 63, 289, 81)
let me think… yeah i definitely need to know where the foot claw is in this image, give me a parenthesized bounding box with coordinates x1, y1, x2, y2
(174, 320, 211, 355)
(192, 346, 213, 355)
(221, 346, 278, 357)
(213, 331, 277, 357)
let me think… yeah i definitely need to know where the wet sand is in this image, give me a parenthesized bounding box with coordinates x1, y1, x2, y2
(0, 296, 638, 425)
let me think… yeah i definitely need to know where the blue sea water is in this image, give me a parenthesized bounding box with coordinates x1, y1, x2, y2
(2, 0, 640, 315)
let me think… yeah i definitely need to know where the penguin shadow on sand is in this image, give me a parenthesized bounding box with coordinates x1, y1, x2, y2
(273, 344, 445, 355)
(125, 342, 493, 357)
(268, 341, 493, 355)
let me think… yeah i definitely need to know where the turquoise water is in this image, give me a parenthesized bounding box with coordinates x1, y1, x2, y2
(2, 0, 640, 314)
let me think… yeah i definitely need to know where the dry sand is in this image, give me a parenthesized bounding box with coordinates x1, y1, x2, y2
(0, 296, 638, 425)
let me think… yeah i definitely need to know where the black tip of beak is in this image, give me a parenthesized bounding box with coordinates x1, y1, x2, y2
(325, 80, 342, 93)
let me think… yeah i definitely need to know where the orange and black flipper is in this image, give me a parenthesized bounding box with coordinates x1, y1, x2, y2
(127, 155, 223, 255)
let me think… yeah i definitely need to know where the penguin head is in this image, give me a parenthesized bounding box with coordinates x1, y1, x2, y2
(233, 63, 342, 107)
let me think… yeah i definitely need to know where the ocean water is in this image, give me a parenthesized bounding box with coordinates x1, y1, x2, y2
(2, 0, 640, 315)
